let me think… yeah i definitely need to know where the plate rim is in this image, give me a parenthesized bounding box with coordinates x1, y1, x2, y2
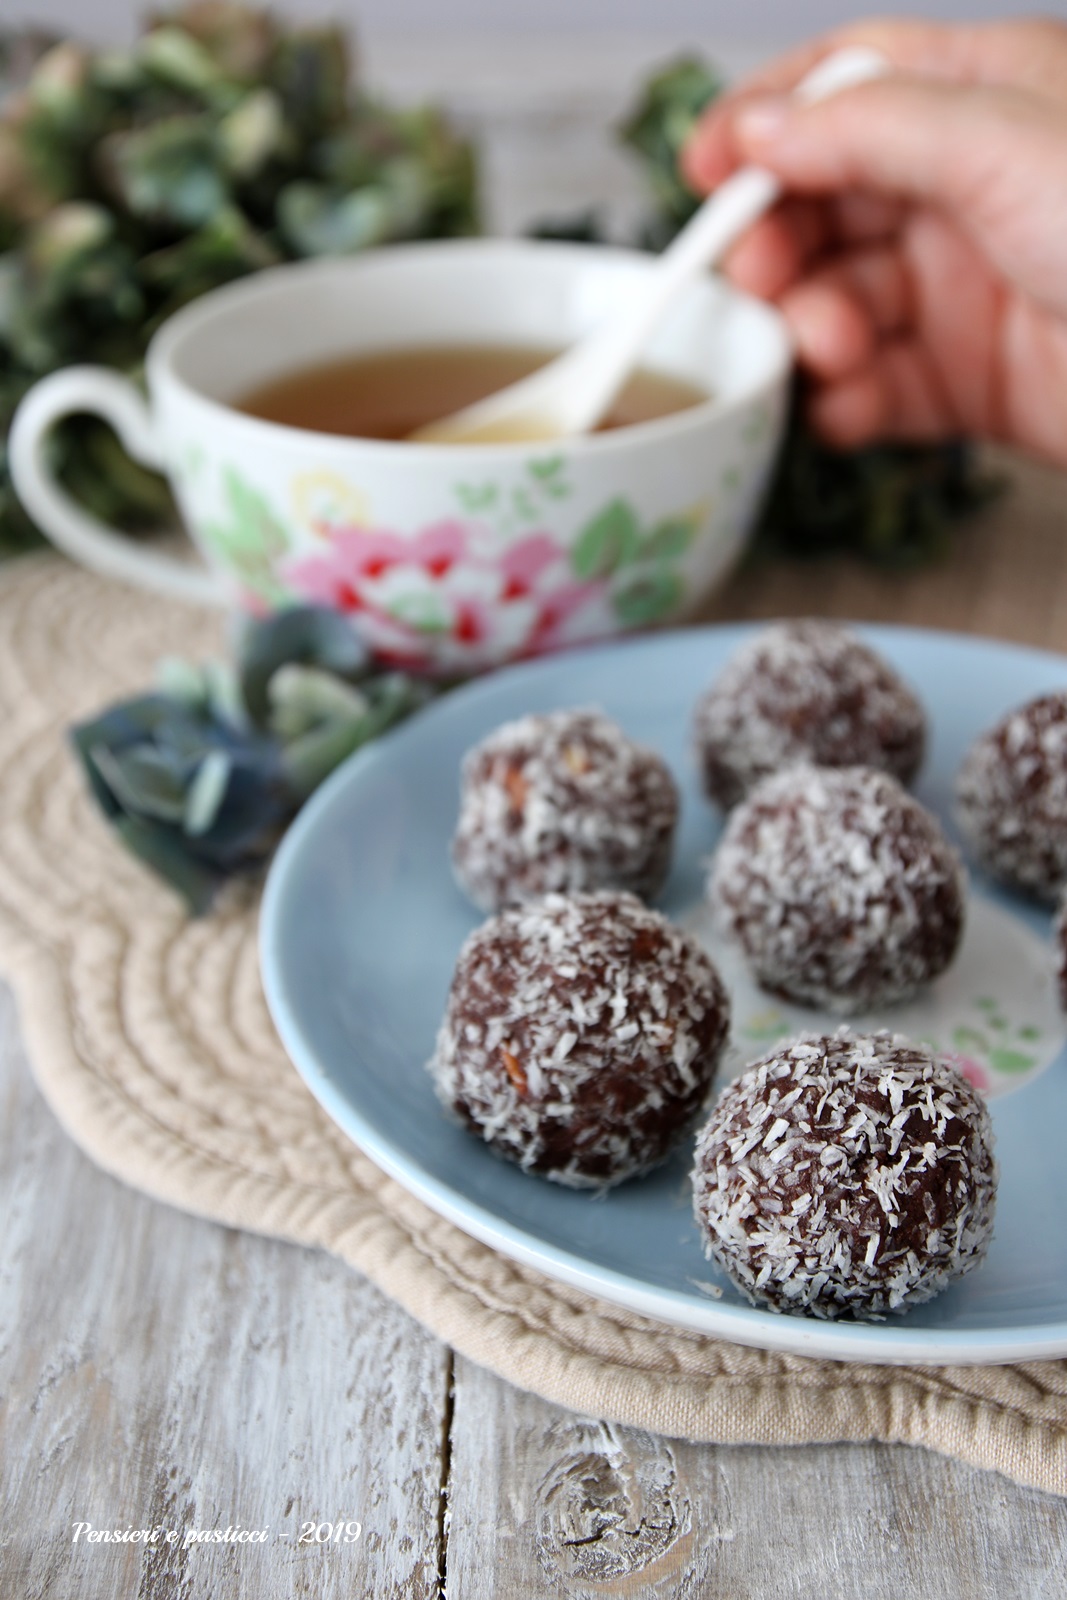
(260, 619, 1067, 1365)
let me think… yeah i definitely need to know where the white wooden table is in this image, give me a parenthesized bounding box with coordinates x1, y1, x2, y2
(4, 972, 1067, 1596)
(3, 40, 1067, 1595)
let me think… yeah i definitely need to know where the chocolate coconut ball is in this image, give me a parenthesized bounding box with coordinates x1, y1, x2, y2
(692, 1030, 997, 1319)
(709, 765, 965, 1013)
(451, 709, 678, 912)
(956, 692, 1067, 902)
(693, 621, 926, 809)
(428, 890, 730, 1188)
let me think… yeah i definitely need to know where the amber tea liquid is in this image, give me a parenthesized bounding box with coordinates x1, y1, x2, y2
(236, 345, 708, 441)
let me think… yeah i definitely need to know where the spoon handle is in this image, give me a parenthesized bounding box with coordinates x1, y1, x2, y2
(563, 45, 890, 430)
(654, 44, 892, 297)
(411, 46, 890, 444)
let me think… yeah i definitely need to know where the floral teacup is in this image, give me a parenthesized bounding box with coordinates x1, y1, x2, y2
(10, 240, 791, 673)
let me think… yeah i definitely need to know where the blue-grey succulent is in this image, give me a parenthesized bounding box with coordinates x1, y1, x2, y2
(71, 604, 433, 911)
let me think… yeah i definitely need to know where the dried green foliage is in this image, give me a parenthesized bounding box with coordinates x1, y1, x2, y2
(754, 419, 1001, 566)
(617, 56, 1001, 564)
(0, 4, 478, 555)
(618, 55, 726, 249)
(71, 605, 432, 911)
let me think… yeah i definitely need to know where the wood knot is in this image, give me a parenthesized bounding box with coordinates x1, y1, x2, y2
(534, 1424, 691, 1589)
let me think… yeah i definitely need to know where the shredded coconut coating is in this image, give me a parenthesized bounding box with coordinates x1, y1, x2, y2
(692, 1030, 997, 1319)
(956, 692, 1067, 902)
(428, 890, 730, 1189)
(693, 621, 926, 809)
(452, 709, 679, 912)
(709, 764, 965, 1013)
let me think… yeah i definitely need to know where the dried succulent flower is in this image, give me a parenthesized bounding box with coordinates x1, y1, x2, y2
(71, 605, 432, 911)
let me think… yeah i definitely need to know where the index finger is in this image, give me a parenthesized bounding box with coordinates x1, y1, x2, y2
(682, 17, 1067, 192)
(681, 26, 907, 194)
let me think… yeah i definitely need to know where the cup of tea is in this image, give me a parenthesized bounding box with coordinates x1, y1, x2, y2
(10, 240, 790, 672)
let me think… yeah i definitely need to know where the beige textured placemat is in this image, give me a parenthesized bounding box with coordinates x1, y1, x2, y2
(2, 508, 1067, 1498)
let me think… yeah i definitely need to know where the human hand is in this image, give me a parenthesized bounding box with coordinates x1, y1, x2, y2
(682, 20, 1067, 468)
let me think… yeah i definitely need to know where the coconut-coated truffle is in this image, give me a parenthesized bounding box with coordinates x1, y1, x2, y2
(693, 620, 926, 809)
(709, 765, 965, 1013)
(451, 708, 678, 912)
(956, 691, 1067, 902)
(428, 890, 729, 1188)
(692, 1030, 997, 1319)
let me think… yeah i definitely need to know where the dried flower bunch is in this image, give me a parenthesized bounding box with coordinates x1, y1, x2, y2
(0, 2, 478, 554)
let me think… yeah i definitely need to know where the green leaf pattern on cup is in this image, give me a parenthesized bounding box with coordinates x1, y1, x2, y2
(572, 499, 641, 579)
(454, 455, 575, 536)
(526, 456, 571, 499)
(202, 467, 294, 607)
(613, 567, 685, 627)
(198, 456, 706, 661)
(569, 495, 703, 625)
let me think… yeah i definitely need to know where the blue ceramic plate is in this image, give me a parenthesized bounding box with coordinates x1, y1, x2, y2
(260, 624, 1067, 1363)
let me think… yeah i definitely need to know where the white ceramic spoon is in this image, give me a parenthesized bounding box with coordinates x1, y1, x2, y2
(413, 45, 889, 446)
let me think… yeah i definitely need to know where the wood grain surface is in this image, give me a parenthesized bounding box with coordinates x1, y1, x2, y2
(5, 42, 1067, 1595)
(444, 1359, 1067, 1600)
(0, 982, 450, 1599)
(5, 958, 1067, 1600)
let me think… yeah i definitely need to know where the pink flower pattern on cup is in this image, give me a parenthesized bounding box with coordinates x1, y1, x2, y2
(284, 519, 609, 672)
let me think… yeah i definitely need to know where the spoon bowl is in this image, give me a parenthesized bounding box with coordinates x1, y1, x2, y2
(414, 46, 888, 447)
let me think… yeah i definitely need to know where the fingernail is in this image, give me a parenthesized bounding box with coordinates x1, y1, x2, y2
(736, 96, 790, 144)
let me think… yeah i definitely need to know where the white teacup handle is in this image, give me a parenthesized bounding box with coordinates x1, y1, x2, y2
(9, 366, 229, 607)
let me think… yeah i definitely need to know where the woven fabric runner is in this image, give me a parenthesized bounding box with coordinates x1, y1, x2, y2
(2, 459, 1067, 1498)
